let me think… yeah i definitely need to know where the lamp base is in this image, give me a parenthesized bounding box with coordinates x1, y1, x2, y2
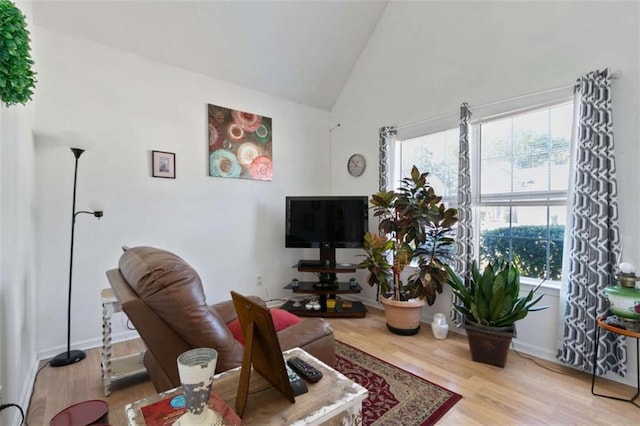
(49, 349, 86, 367)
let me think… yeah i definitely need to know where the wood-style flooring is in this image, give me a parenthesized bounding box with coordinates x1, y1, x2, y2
(27, 307, 638, 425)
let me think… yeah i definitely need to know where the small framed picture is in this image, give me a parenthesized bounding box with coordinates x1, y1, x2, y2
(152, 151, 176, 179)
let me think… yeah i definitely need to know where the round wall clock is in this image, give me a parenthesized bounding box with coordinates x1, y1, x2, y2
(347, 154, 366, 177)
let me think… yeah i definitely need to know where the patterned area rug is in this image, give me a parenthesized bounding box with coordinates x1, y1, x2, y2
(334, 341, 462, 425)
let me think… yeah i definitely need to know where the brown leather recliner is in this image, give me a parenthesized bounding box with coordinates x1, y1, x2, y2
(106, 246, 335, 392)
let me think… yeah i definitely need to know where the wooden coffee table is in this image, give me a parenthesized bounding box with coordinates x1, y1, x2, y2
(125, 347, 368, 425)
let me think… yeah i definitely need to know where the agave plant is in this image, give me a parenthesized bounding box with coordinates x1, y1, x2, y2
(445, 260, 548, 327)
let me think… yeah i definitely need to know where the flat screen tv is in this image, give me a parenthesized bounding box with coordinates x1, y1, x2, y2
(285, 196, 368, 266)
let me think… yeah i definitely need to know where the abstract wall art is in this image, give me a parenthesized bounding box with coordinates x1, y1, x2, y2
(208, 104, 273, 181)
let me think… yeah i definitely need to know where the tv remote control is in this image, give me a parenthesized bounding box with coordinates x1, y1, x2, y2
(287, 357, 323, 383)
(285, 364, 309, 396)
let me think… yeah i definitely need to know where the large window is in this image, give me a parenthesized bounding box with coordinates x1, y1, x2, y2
(397, 102, 572, 284)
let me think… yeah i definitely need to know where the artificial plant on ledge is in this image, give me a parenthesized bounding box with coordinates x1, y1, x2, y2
(0, 0, 37, 106)
(359, 166, 458, 306)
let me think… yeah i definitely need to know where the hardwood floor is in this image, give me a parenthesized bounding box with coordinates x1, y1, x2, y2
(28, 307, 638, 425)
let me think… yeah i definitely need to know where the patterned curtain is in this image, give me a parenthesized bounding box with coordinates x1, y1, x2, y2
(378, 126, 397, 191)
(556, 69, 626, 376)
(451, 103, 473, 324)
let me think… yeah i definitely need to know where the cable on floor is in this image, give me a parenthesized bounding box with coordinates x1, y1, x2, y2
(511, 342, 581, 375)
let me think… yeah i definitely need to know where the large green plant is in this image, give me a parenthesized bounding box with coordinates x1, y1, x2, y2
(0, 0, 36, 106)
(446, 260, 548, 328)
(359, 166, 458, 305)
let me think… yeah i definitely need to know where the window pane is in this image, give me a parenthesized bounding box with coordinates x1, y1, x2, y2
(479, 205, 565, 281)
(479, 103, 572, 197)
(400, 128, 459, 199)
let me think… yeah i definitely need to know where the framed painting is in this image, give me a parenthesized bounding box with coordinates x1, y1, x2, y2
(152, 151, 176, 179)
(208, 104, 272, 181)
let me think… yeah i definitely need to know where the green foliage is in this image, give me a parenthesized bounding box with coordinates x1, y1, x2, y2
(480, 225, 564, 281)
(358, 232, 393, 295)
(358, 166, 458, 305)
(0, 0, 36, 106)
(446, 260, 548, 327)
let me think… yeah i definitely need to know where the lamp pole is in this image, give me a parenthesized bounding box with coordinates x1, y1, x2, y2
(50, 148, 102, 367)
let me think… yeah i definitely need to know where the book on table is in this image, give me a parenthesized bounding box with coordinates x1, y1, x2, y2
(139, 389, 244, 426)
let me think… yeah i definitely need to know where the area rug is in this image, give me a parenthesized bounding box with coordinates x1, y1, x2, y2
(334, 341, 462, 425)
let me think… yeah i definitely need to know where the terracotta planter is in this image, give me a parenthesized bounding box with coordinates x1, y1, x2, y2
(464, 320, 515, 368)
(380, 297, 426, 335)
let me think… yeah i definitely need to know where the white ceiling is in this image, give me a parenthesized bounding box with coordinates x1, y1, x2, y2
(32, 1, 389, 111)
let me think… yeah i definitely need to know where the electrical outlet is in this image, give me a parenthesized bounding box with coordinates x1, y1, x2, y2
(256, 274, 263, 287)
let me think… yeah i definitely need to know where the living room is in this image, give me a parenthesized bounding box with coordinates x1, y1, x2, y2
(1, 1, 639, 425)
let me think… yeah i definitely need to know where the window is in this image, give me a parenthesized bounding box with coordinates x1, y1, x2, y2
(397, 102, 572, 284)
(399, 128, 459, 205)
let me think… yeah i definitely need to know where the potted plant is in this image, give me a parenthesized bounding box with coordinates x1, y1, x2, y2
(0, 0, 37, 106)
(445, 260, 548, 367)
(359, 166, 458, 335)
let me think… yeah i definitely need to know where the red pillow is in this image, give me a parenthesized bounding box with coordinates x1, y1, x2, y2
(227, 309, 302, 344)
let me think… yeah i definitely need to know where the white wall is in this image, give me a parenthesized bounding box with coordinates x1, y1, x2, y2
(330, 1, 640, 385)
(0, 3, 38, 423)
(32, 28, 333, 358)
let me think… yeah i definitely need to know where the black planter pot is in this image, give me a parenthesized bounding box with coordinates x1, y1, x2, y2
(464, 319, 516, 368)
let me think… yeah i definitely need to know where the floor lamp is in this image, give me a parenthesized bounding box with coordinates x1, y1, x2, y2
(50, 147, 104, 367)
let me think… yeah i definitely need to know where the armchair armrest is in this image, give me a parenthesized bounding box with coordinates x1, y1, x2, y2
(211, 295, 266, 324)
(277, 317, 333, 351)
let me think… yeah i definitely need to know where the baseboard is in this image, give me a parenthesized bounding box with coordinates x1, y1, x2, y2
(37, 329, 140, 361)
(9, 355, 40, 426)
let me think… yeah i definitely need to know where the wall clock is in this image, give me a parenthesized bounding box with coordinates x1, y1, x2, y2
(347, 154, 366, 177)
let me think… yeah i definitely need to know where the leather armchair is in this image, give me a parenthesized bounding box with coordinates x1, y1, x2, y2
(106, 246, 335, 392)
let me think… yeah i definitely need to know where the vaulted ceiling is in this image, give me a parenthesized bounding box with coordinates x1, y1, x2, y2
(32, 1, 389, 111)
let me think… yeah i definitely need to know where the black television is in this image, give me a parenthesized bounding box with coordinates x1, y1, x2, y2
(285, 196, 368, 266)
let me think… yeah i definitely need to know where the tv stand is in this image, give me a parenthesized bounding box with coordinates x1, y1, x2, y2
(297, 259, 324, 269)
(282, 259, 366, 318)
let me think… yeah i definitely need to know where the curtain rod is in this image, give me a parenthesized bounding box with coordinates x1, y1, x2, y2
(394, 70, 621, 131)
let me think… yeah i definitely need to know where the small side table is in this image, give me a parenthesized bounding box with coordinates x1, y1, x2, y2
(101, 288, 147, 396)
(591, 316, 640, 407)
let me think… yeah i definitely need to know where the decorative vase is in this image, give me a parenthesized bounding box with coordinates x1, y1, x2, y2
(175, 348, 222, 426)
(431, 313, 449, 339)
(604, 273, 640, 320)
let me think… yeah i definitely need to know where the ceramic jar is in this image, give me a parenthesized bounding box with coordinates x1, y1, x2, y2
(431, 313, 449, 339)
(176, 348, 222, 425)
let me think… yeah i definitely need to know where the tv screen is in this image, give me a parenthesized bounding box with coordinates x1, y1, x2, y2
(285, 196, 368, 249)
